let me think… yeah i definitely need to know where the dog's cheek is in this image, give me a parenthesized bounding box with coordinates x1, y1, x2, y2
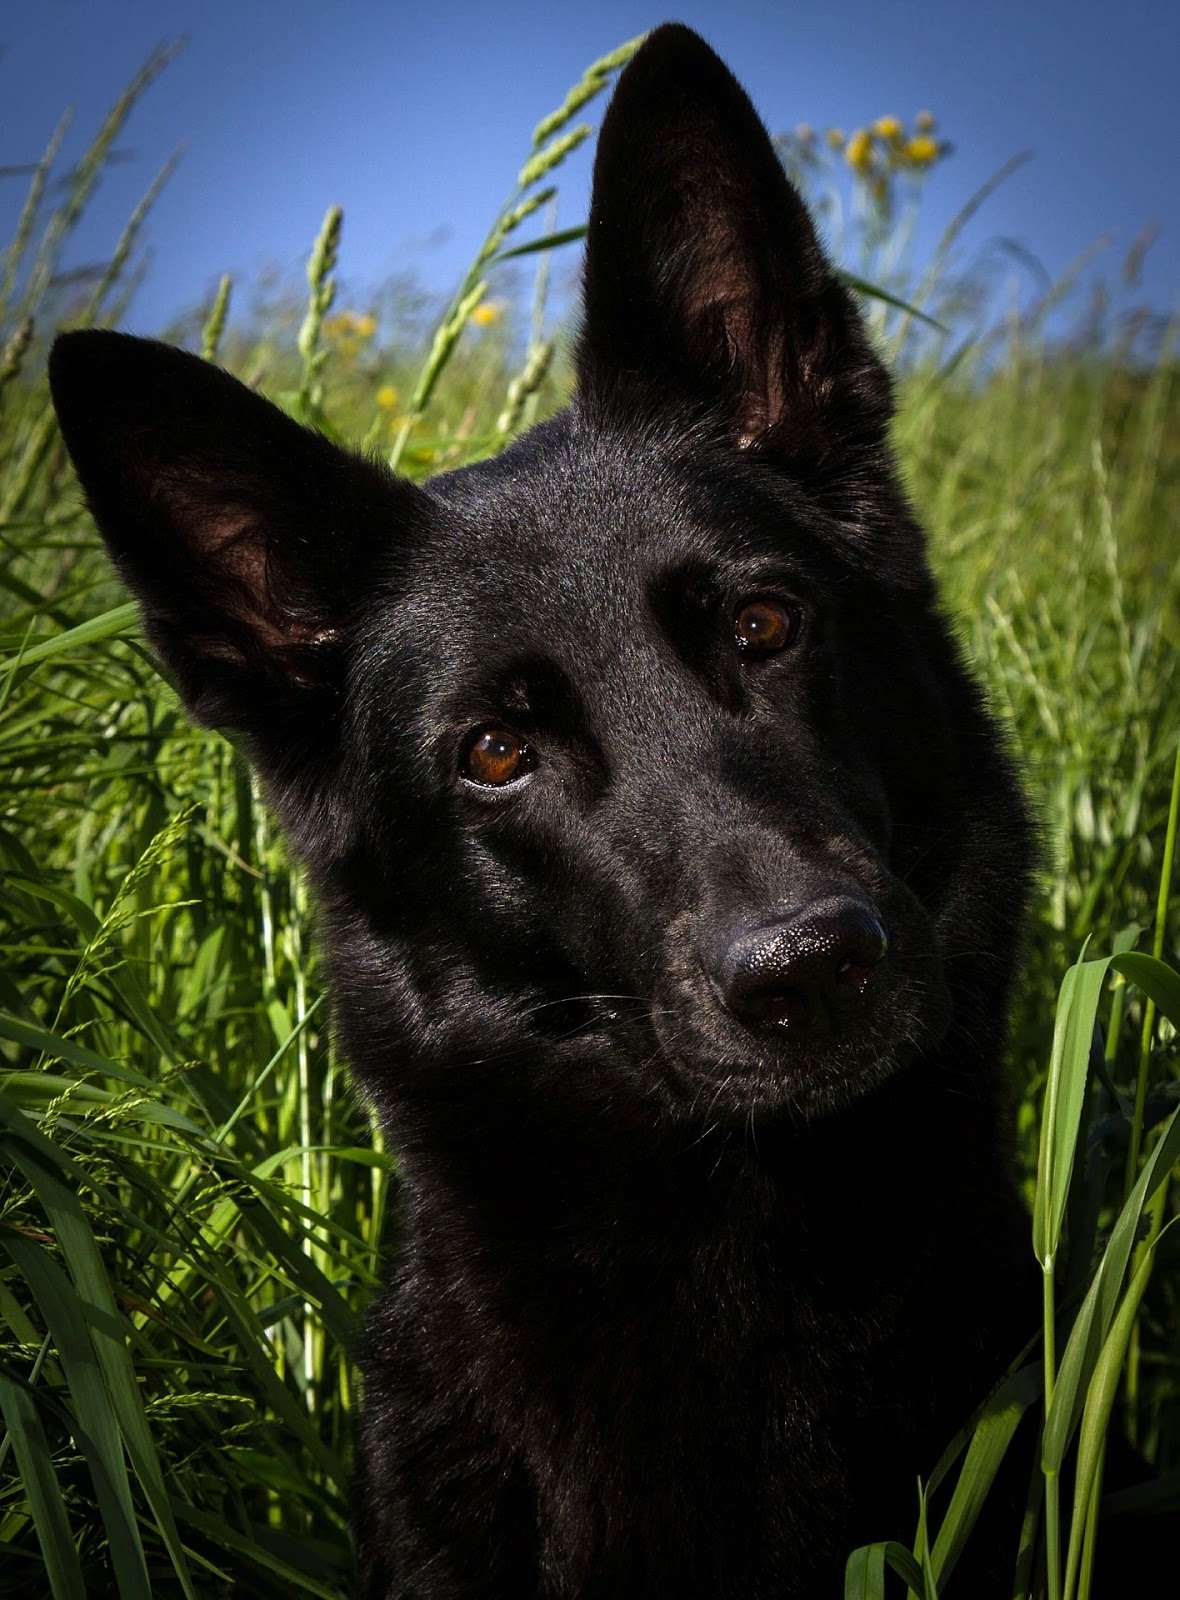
(459, 791, 661, 1021)
(811, 600, 948, 863)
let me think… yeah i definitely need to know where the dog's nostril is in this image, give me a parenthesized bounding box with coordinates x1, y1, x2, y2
(714, 899, 887, 1035)
(834, 952, 877, 990)
(735, 985, 810, 1027)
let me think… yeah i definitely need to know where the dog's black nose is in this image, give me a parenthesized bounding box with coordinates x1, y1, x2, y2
(714, 898, 888, 1034)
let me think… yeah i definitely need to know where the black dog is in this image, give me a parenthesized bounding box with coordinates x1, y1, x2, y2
(50, 24, 1039, 1597)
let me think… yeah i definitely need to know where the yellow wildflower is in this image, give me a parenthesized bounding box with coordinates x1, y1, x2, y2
(825, 127, 845, 150)
(915, 110, 935, 132)
(904, 135, 939, 167)
(873, 115, 903, 141)
(375, 385, 398, 410)
(845, 128, 873, 174)
(471, 302, 501, 327)
(355, 313, 377, 339)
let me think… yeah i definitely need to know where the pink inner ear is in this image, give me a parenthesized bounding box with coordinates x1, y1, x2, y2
(685, 285, 789, 449)
(670, 183, 800, 449)
(206, 512, 270, 597)
(723, 304, 788, 447)
(175, 500, 329, 660)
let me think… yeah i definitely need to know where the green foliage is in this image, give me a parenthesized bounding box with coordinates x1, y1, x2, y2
(1, 37, 1177, 1598)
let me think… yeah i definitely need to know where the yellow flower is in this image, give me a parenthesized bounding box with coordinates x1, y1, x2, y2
(915, 110, 935, 132)
(825, 127, 845, 150)
(845, 128, 873, 174)
(355, 313, 377, 339)
(375, 385, 398, 410)
(904, 135, 940, 167)
(873, 115, 903, 141)
(471, 302, 501, 327)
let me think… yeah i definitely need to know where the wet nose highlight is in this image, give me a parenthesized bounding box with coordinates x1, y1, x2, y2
(714, 897, 888, 1033)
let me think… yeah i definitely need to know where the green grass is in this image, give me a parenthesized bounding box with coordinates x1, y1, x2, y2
(1, 38, 1177, 1598)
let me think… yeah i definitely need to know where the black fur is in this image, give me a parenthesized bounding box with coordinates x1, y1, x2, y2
(50, 25, 1046, 1596)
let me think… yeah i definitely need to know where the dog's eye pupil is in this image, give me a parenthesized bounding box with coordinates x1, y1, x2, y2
(463, 728, 531, 786)
(735, 599, 797, 657)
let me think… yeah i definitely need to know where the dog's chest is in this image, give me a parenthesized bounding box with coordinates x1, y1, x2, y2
(452, 1225, 900, 1596)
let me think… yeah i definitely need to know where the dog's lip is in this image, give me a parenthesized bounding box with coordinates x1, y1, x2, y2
(646, 1026, 918, 1123)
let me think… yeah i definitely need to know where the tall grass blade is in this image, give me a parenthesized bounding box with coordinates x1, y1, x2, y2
(0, 1368, 86, 1600)
(1043, 986, 1180, 1471)
(0, 1226, 153, 1598)
(0, 1096, 198, 1595)
(1062, 1247, 1158, 1600)
(1032, 954, 1103, 1269)
(845, 1541, 927, 1598)
(930, 1363, 1042, 1587)
(0, 601, 139, 676)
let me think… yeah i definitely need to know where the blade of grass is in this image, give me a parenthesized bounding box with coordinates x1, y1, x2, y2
(0, 601, 139, 677)
(845, 1541, 928, 1599)
(1043, 990, 1180, 1470)
(0, 1098, 198, 1596)
(1062, 1244, 1161, 1600)
(0, 1367, 86, 1600)
(930, 1363, 1042, 1588)
(0, 1227, 153, 1600)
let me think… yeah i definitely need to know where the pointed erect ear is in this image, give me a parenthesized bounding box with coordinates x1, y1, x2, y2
(577, 24, 892, 461)
(49, 331, 428, 745)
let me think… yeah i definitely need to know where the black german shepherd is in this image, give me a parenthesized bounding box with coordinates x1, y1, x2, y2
(50, 24, 1040, 1597)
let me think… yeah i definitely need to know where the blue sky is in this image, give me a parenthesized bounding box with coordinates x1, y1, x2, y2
(4, 1, 1176, 340)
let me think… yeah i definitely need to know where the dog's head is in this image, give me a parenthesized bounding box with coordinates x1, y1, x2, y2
(49, 25, 1029, 1131)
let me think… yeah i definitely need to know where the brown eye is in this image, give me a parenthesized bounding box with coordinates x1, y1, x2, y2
(462, 727, 533, 787)
(734, 598, 799, 657)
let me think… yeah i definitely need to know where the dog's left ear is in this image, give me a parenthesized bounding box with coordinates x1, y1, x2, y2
(48, 330, 428, 751)
(578, 24, 892, 462)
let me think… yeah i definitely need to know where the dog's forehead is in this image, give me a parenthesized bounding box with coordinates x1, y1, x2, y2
(428, 424, 685, 581)
(413, 414, 813, 623)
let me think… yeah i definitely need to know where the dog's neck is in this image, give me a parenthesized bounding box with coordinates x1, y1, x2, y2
(390, 1044, 1018, 1293)
(381, 1051, 1030, 1560)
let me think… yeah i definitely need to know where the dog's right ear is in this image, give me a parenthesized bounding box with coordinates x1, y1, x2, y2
(577, 25, 892, 467)
(49, 331, 428, 751)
